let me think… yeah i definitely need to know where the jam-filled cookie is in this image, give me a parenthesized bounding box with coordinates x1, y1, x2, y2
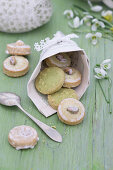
(48, 88, 78, 110)
(63, 67, 81, 88)
(3, 56, 29, 77)
(6, 40, 31, 56)
(45, 53, 71, 68)
(8, 125, 39, 150)
(57, 98, 85, 125)
(35, 67, 65, 95)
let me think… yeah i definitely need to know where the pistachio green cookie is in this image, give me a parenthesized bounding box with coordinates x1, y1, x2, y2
(35, 67, 65, 95)
(48, 88, 78, 110)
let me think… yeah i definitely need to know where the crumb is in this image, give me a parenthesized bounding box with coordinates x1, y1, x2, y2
(42, 139, 46, 143)
(51, 125, 56, 129)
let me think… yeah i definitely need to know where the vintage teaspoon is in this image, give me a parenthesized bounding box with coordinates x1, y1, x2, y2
(0, 92, 62, 143)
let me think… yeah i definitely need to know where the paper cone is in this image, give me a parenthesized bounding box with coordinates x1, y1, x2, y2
(27, 31, 90, 117)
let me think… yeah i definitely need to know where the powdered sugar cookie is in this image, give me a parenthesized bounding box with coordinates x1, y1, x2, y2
(63, 67, 81, 88)
(45, 53, 71, 68)
(3, 56, 29, 77)
(57, 98, 85, 125)
(48, 88, 78, 110)
(6, 40, 31, 56)
(8, 125, 39, 150)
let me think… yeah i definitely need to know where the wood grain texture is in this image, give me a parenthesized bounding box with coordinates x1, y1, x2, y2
(0, 0, 113, 170)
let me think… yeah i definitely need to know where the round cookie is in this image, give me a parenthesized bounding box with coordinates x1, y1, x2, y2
(48, 88, 78, 110)
(3, 56, 29, 77)
(35, 67, 65, 95)
(45, 53, 71, 68)
(57, 98, 85, 125)
(63, 67, 81, 88)
(6, 40, 31, 56)
(8, 125, 39, 150)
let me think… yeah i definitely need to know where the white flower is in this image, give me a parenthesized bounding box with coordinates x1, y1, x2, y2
(85, 32, 102, 45)
(80, 14, 93, 26)
(88, 0, 103, 12)
(101, 10, 113, 22)
(68, 16, 81, 28)
(100, 59, 111, 70)
(64, 10, 74, 19)
(91, 19, 105, 31)
(91, 5, 103, 12)
(94, 67, 107, 79)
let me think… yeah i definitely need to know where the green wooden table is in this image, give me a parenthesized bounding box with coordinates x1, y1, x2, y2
(0, 0, 113, 169)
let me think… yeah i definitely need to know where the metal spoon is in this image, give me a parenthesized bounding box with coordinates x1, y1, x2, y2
(0, 92, 62, 143)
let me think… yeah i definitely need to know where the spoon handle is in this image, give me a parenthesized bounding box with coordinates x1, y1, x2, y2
(17, 104, 62, 143)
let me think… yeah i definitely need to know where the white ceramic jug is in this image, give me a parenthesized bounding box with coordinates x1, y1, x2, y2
(0, 0, 52, 33)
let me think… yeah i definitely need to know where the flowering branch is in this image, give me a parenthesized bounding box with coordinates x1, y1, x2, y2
(63, 0, 113, 45)
(94, 59, 112, 114)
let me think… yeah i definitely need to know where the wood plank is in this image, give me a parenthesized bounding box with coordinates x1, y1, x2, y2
(103, 39, 113, 170)
(0, 0, 113, 169)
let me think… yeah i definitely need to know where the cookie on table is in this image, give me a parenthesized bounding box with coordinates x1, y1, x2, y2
(6, 40, 31, 56)
(45, 53, 71, 68)
(63, 67, 81, 88)
(8, 125, 39, 150)
(35, 67, 65, 95)
(3, 56, 29, 77)
(57, 98, 85, 125)
(48, 88, 78, 110)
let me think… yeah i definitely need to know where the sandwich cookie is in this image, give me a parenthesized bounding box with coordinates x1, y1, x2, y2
(63, 67, 81, 88)
(45, 53, 71, 68)
(8, 125, 39, 150)
(3, 56, 29, 77)
(6, 40, 31, 56)
(57, 98, 85, 125)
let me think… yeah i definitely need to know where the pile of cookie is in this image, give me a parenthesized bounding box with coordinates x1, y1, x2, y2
(35, 53, 85, 125)
(3, 40, 31, 77)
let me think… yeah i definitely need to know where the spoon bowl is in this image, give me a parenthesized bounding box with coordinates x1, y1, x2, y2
(0, 92, 21, 106)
